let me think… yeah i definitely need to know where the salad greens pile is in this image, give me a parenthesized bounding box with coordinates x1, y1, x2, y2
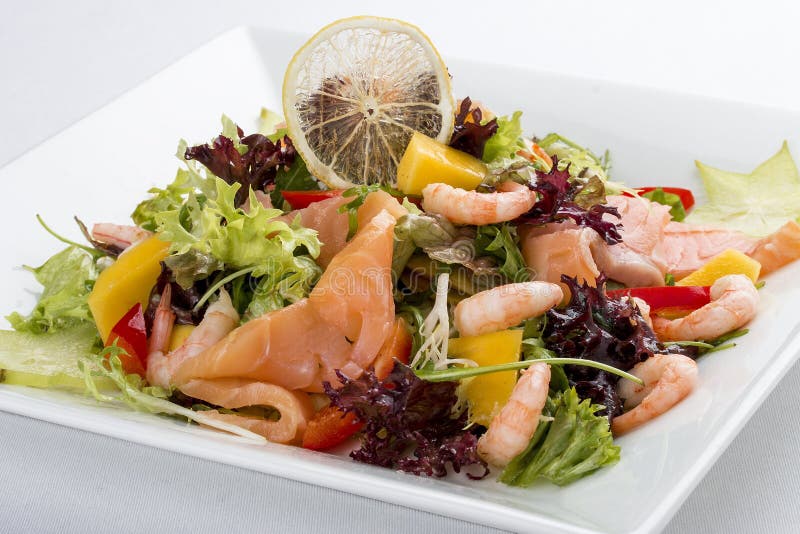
(7, 246, 99, 334)
(5, 92, 794, 493)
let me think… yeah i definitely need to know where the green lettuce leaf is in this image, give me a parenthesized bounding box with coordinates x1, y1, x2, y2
(474, 223, 529, 282)
(243, 255, 321, 320)
(685, 141, 800, 236)
(7, 246, 99, 334)
(393, 213, 459, 276)
(642, 187, 687, 222)
(500, 387, 619, 486)
(537, 133, 611, 181)
(258, 107, 284, 138)
(132, 169, 198, 231)
(155, 178, 322, 316)
(482, 111, 526, 163)
(156, 178, 320, 274)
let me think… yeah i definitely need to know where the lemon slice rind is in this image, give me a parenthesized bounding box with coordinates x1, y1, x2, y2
(283, 16, 455, 189)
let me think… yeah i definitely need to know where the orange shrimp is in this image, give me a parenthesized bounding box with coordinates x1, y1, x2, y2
(477, 362, 551, 467)
(652, 274, 758, 341)
(422, 181, 535, 225)
(612, 353, 698, 436)
(453, 282, 563, 337)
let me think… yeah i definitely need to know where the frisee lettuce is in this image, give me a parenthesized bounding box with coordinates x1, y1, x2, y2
(6, 246, 99, 334)
(155, 178, 322, 317)
(499, 387, 619, 486)
(156, 177, 321, 276)
(537, 133, 611, 182)
(482, 111, 526, 163)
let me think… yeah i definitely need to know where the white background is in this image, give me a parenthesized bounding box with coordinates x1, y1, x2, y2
(2, 1, 799, 532)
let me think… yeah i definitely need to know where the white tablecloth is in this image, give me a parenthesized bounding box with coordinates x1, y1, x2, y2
(3, 1, 799, 532)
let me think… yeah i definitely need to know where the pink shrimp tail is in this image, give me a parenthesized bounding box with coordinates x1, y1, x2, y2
(148, 285, 175, 355)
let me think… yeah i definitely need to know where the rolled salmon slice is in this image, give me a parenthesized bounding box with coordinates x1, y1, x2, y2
(179, 378, 315, 444)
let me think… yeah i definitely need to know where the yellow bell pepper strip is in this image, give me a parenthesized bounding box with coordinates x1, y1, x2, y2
(88, 235, 170, 342)
(448, 329, 523, 427)
(396, 132, 487, 196)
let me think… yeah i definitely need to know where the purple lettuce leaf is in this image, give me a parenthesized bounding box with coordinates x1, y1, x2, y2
(324, 364, 488, 479)
(184, 125, 297, 207)
(449, 97, 499, 160)
(543, 275, 666, 417)
(519, 159, 623, 244)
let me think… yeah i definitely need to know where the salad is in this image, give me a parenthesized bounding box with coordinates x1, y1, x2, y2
(3, 16, 800, 487)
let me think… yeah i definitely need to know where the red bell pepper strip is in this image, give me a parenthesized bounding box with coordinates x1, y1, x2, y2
(105, 303, 148, 376)
(607, 285, 711, 316)
(302, 318, 413, 451)
(280, 190, 344, 209)
(625, 187, 696, 211)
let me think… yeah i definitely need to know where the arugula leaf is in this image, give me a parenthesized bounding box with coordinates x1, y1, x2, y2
(482, 111, 525, 163)
(6, 246, 98, 334)
(270, 157, 321, 209)
(685, 141, 800, 236)
(642, 187, 687, 222)
(499, 387, 619, 486)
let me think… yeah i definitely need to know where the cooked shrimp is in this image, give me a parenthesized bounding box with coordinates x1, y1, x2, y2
(147, 285, 174, 357)
(477, 362, 551, 467)
(454, 281, 563, 337)
(652, 274, 758, 341)
(91, 223, 152, 250)
(146, 289, 239, 389)
(421, 181, 535, 225)
(612, 353, 698, 436)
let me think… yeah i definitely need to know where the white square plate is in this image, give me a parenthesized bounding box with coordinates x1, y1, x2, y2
(2, 27, 799, 534)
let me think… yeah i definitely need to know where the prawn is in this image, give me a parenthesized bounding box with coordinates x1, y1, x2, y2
(477, 362, 551, 467)
(652, 274, 758, 342)
(146, 288, 239, 389)
(421, 181, 535, 225)
(612, 353, 698, 436)
(91, 223, 152, 250)
(454, 281, 563, 337)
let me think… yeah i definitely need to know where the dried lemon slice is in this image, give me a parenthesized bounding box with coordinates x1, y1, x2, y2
(283, 16, 455, 189)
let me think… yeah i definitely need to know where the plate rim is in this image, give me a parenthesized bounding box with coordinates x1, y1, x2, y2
(2, 24, 800, 534)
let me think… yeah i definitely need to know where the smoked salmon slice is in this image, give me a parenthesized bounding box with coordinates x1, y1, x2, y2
(172, 210, 397, 393)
